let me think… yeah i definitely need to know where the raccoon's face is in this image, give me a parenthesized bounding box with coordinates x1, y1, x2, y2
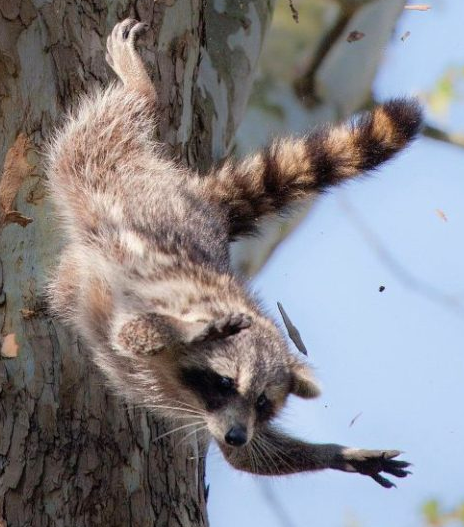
(175, 317, 319, 448)
(115, 310, 319, 446)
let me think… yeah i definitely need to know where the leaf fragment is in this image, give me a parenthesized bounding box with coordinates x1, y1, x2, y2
(401, 31, 411, 42)
(1, 333, 19, 358)
(0, 133, 34, 229)
(404, 5, 431, 11)
(20, 308, 36, 319)
(277, 302, 308, 356)
(349, 412, 363, 427)
(4, 211, 33, 227)
(435, 209, 448, 222)
(347, 31, 365, 43)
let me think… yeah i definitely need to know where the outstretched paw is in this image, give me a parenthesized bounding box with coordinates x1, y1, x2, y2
(337, 448, 411, 488)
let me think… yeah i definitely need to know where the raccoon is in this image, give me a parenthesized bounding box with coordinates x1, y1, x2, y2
(46, 19, 421, 488)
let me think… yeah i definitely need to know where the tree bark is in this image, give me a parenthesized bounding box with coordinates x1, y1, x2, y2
(0, 2, 274, 526)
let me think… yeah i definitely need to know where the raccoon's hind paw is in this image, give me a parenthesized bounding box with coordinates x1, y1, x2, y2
(106, 19, 148, 69)
(105, 18, 154, 97)
(335, 448, 412, 488)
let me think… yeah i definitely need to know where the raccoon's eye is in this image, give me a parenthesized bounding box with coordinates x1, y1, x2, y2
(218, 376, 235, 392)
(256, 392, 268, 410)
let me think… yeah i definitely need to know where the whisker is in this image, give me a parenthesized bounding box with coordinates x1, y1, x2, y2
(149, 405, 203, 416)
(253, 436, 278, 475)
(154, 420, 205, 442)
(170, 400, 204, 413)
(175, 425, 209, 449)
(246, 443, 258, 474)
(250, 441, 268, 474)
(257, 433, 294, 473)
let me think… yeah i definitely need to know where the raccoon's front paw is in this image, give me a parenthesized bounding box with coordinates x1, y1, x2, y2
(335, 448, 411, 488)
(190, 313, 252, 343)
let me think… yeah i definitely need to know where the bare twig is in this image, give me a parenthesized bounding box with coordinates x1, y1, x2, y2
(288, 0, 299, 23)
(258, 480, 298, 527)
(293, 9, 353, 104)
(277, 302, 308, 355)
(404, 4, 431, 11)
(339, 196, 464, 319)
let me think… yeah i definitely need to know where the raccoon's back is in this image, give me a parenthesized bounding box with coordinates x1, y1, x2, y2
(146, 177, 231, 272)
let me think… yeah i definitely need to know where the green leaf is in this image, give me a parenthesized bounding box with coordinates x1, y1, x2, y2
(422, 499, 441, 524)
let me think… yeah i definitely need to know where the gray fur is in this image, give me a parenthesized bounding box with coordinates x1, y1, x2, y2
(46, 19, 417, 488)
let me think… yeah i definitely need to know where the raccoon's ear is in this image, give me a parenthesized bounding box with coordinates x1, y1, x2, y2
(185, 313, 252, 343)
(117, 313, 178, 355)
(289, 361, 320, 399)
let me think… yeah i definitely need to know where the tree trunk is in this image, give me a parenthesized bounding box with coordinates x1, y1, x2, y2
(0, 2, 273, 526)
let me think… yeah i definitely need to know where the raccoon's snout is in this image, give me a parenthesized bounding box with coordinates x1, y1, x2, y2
(225, 425, 247, 447)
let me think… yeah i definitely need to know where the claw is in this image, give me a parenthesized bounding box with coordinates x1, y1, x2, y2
(385, 467, 411, 478)
(389, 460, 411, 468)
(345, 448, 412, 488)
(120, 19, 138, 40)
(371, 473, 396, 489)
(382, 450, 401, 459)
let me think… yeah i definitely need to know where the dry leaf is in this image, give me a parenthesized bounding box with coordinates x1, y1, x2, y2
(404, 5, 431, 11)
(347, 31, 365, 43)
(349, 412, 363, 427)
(401, 31, 411, 42)
(0, 133, 34, 228)
(277, 302, 308, 356)
(20, 308, 36, 319)
(435, 209, 448, 222)
(4, 211, 33, 227)
(1, 333, 19, 358)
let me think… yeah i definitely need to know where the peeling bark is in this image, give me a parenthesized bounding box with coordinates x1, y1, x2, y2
(0, 1, 274, 526)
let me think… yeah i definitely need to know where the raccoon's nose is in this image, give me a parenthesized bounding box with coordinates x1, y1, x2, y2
(225, 425, 247, 447)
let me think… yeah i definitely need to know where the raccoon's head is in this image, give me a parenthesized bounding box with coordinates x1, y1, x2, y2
(115, 310, 319, 448)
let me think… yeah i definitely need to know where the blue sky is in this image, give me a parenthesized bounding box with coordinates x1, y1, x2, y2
(208, 2, 464, 526)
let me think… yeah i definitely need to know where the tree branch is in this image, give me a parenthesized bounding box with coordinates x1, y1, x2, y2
(423, 124, 464, 150)
(338, 195, 464, 319)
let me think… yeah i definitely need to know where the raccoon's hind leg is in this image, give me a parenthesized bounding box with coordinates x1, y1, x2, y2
(47, 18, 160, 239)
(106, 19, 156, 99)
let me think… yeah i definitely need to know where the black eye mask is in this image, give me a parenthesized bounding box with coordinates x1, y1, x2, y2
(180, 367, 238, 411)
